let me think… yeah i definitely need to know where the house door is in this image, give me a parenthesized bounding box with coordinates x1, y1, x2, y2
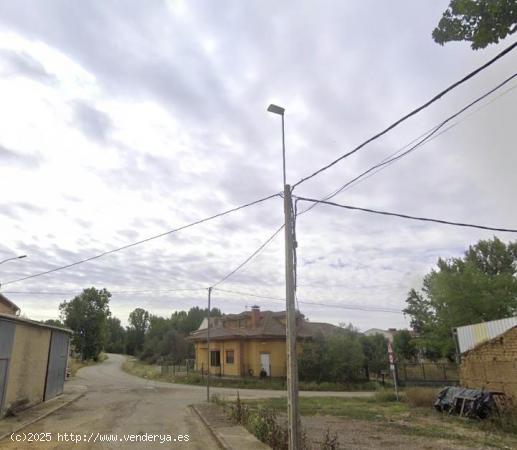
(260, 353, 270, 376)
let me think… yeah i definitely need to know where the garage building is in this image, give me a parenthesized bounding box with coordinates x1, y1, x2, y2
(0, 312, 72, 418)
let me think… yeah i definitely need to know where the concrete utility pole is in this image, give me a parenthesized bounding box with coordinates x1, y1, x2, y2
(206, 286, 212, 402)
(268, 103, 300, 449)
(284, 185, 301, 449)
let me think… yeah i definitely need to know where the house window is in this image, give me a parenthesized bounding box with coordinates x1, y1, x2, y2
(226, 350, 235, 364)
(210, 350, 221, 367)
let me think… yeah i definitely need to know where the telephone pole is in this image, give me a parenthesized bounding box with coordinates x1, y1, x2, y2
(206, 286, 212, 402)
(268, 103, 300, 449)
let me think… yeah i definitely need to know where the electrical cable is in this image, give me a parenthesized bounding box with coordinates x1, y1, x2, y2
(213, 287, 402, 314)
(293, 40, 517, 189)
(297, 73, 517, 218)
(294, 196, 517, 233)
(1, 192, 281, 286)
(210, 223, 285, 288)
(1, 288, 206, 295)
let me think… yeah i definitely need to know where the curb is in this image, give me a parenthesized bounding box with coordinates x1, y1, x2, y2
(0, 387, 87, 442)
(191, 404, 229, 450)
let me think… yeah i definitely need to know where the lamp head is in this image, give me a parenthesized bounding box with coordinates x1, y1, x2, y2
(267, 104, 285, 116)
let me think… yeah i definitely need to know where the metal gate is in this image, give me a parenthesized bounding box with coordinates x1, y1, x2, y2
(0, 320, 15, 413)
(44, 331, 69, 401)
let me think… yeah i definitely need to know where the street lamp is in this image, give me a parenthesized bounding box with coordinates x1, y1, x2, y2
(267, 103, 301, 449)
(267, 104, 286, 187)
(0, 255, 27, 265)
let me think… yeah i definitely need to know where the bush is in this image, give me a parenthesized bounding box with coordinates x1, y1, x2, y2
(405, 387, 439, 407)
(373, 389, 399, 402)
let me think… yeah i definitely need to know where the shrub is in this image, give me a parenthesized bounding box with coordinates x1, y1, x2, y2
(374, 389, 399, 402)
(482, 403, 517, 434)
(405, 387, 439, 407)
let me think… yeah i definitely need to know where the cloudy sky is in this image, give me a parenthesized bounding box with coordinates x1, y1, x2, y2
(0, 1, 515, 331)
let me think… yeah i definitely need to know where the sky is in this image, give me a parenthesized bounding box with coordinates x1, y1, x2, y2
(0, 1, 516, 331)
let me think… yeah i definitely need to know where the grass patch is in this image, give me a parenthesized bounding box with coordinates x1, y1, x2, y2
(237, 396, 517, 449)
(405, 387, 439, 407)
(242, 396, 409, 421)
(69, 353, 108, 377)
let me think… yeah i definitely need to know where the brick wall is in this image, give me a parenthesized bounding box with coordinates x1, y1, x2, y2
(460, 327, 517, 400)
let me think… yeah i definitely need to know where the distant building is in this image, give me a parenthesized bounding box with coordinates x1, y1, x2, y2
(187, 305, 340, 378)
(363, 327, 399, 342)
(0, 293, 20, 316)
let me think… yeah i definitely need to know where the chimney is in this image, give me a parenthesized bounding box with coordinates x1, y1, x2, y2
(251, 305, 260, 329)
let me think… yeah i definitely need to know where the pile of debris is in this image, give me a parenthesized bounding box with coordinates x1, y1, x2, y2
(434, 386, 505, 419)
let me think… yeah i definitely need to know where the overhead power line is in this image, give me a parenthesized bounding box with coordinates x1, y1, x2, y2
(307, 73, 517, 211)
(209, 74, 517, 293)
(1, 288, 205, 296)
(295, 197, 517, 233)
(293, 40, 517, 188)
(211, 224, 285, 288)
(1, 192, 281, 287)
(213, 287, 402, 314)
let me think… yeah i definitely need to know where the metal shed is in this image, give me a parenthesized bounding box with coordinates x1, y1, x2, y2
(0, 313, 72, 417)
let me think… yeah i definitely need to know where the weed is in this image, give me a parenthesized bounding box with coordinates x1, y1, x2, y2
(405, 387, 439, 407)
(373, 389, 399, 402)
(320, 428, 339, 450)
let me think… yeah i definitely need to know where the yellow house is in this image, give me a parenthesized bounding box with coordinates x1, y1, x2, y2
(187, 305, 339, 378)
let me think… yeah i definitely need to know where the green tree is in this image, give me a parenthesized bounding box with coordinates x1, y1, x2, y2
(404, 237, 517, 359)
(432, 0, 517, 50)
(360, 333, 388, 378)
(59, 287, 111, 361)
(392, 330, 418, 362)
(43, 319, 64, 327)
(299, 328, 366, 383)
(105, 317, 126, 354)
(128, 308, 150, 354)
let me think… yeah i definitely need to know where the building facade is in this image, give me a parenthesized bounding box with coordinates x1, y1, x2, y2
(0, 313, 72, 418)
(460, 325, 517, 399)
(187, 305, 339, 378)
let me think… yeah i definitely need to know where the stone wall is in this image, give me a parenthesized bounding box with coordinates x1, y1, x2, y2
(460, 326, 517, 399)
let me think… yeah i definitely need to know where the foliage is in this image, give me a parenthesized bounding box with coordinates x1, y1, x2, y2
(360, 333, 389, 377)
(139, 316, 190, 364)
(59, 287, 111, 361)
(43, 319, 64, 327)
(404, 237, 517, 360)
(392, 330, 418, 362)
(105, 317, 126, 353)
(299, 329, 366, 383)
(127, 308, 150, 355)
(226, 396, 309, 450)
(432, 0, 517, 50)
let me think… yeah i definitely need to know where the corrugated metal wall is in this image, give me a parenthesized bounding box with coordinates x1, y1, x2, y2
(0, 320, 15, 413)
(456, 317, 517, 354)
(45, 331, 70, 401)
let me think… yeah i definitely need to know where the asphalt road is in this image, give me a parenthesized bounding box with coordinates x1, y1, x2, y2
(3, 354, 219, 449)
(2, 354, 373, 449)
